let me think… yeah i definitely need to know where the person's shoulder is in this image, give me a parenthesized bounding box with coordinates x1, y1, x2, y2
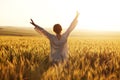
(62, 32, 68, 38)
(49, 34, 55, 39)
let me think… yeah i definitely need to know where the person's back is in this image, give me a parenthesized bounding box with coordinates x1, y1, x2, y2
(49, 33, 68, 63)
(30, 11, 79, 64)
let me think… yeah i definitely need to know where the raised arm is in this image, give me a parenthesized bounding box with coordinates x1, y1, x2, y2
(30, 19, 52, 38)
(64, 12, 79, 37)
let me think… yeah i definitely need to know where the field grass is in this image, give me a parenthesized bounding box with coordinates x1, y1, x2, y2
(1, 26, 120, 38)
(0, 36, 120, 80)
(0, 26, 39, 36)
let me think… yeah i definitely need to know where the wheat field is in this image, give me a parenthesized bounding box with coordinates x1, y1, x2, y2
(0, 36, 120, 80)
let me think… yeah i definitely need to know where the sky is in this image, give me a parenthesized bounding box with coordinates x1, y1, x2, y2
(0, 0, 120, 31)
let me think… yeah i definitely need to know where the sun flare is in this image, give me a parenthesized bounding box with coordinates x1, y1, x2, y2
(0, 0, 120, 31)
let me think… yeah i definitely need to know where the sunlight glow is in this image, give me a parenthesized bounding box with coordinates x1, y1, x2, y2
(0, 0, 120, 31)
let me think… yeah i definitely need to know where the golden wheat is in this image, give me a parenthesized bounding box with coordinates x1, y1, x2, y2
(0, 36, 120, 80)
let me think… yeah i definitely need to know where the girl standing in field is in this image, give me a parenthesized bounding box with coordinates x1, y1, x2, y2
(30, 12, 79, 65)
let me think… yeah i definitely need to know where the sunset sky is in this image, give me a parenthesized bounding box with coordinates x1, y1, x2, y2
(0, 0, 120, 31)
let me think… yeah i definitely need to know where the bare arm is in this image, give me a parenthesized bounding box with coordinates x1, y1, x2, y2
(65, 12, 79, 37)
(30, 19, 51, 38)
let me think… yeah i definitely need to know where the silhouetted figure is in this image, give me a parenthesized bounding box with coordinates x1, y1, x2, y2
(30, 12, 79, 65)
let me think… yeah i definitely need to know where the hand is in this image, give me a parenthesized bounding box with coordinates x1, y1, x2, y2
(75, 11, 80, 19)
(30, 19, 35, 25)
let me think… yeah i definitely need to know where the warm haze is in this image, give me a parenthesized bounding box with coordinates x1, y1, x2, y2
(1, 0, 120, 80)
(0, 0, 120, 31)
